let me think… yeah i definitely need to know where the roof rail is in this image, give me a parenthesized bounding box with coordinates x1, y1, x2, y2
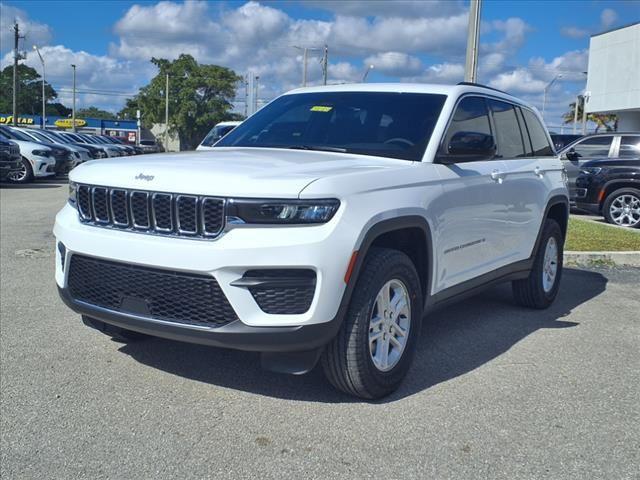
(457, 82, 508, 95)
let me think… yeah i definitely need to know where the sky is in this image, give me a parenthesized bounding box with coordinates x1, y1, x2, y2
(1, 0, 639, 128)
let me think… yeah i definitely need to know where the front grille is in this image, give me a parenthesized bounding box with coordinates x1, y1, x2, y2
(68, 255, 238, 328)
(76, 184, 225, 239)
(244, 269, 316, 315)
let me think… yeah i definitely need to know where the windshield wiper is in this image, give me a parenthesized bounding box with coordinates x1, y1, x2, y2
(288, 145, 348, 153)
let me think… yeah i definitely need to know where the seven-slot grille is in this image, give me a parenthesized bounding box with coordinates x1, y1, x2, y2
(76, 184, 225, 238)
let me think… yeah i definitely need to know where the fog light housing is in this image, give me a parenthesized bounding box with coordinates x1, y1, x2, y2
(58, 242, 66, 271)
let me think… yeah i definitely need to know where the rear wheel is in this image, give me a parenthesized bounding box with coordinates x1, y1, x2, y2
(512, 219, 563, 309)
(603, 188, 640, 228)
(82, 315, 149, 343)
(322, 248, 422, 399)
(8, 158, 33, 184)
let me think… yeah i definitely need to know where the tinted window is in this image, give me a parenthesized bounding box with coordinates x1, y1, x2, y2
(619, 136, 640, 158)
(201, 125, 238, 147)
(571, 136, 612, 158)
(521, 109, 554, 156)
(442, 96, 493, 160)
(488, 100, 525, 158)
(217, 92, 447, 161)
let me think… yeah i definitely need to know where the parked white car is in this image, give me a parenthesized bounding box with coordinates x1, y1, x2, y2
(0, 126, 56, 183)
(15, 127, 91, 165)
(196, 121, 242, 150)
(55, 83, 569, 398)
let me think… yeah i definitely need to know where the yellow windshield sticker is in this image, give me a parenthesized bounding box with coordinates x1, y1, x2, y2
(310, 106, 333, 112)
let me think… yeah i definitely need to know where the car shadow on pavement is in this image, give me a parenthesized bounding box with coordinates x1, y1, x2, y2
(119, 267, 608, 403)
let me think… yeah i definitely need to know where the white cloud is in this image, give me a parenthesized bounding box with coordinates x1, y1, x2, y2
(560, 26, 589, 39)
(0, 2, 52, 54)
(600, 8, 618, 29)
(489, 69, 547, 94)
(363, 52, 423, 77)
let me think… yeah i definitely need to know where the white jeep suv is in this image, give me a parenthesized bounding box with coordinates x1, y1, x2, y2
(55, 83, 569, 399)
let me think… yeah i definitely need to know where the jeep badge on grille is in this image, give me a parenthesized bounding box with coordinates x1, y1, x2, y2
(135, 173, 154, 181)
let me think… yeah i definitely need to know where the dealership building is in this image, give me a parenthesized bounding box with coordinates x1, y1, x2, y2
(0, 114, 139, 143)
(585, 22, 640, 130)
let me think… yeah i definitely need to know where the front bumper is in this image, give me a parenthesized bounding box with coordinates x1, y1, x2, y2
(0, 158, 21, 180)
(58, 286, 341, 352)
(32, 155, 57, 177)
(575, 202, 601, 215)
(54, 203, 352, 332)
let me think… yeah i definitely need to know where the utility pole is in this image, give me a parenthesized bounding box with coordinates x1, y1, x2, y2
(71, 64, 77, 132)
(302, 48, 308, 87)
(253, 75, 259, 113)
(581, 93, 589, 135)
(464, 0, 481, 83)
(12, 22, 24, 126)
(322, 45, 328, 85)
(244, 75, 249, 118)
(164, 73, 169, 151)
(33, 45, 46, 129)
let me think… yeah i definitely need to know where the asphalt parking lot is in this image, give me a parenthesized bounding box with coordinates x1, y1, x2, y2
(1, 179, 639, 479)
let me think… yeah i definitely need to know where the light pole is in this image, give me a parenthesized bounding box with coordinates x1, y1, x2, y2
(542, 73, 563, 123)
(71, 64, 77, 132)
(464, 0, 482, 83)
(362, 64, 374, 82)
(32, 45, 46, 129)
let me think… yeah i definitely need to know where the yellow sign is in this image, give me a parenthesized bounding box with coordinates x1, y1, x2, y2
(0, 116, 34, 125)
(310, 106, 333, 112)
(54, 119, 87, 128)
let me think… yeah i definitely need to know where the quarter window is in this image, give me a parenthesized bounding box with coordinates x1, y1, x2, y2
(619, 136, 640, 158)
(521, 109, 554, 156)
(488, 100, 526, 158)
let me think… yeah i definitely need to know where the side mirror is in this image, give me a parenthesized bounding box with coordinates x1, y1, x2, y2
(565, 148, 579, 161)
(437, 131, 496, 164)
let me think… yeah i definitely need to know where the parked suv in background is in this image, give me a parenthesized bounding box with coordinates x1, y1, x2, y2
(0, 134, 22, 182)
(55, 83, 568, 399)
(0, 126, 56, 183)
(575, 158, 640, 228)
(559, 132, 640, 204)
(197, 121, 242, 150)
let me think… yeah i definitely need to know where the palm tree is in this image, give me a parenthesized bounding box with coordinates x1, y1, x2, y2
(563, 101, 617, 132)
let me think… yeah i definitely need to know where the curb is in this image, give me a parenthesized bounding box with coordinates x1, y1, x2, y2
(564, 251, 640, 267)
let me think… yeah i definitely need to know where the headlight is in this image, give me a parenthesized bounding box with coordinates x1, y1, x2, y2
(93, 149, 107, 159)
(561, 167, 569, 186)
(226, 198, 340, 224)
(68, 181, 77, 207)
(580, 167, 602, 175)
(32, 149, 51, 157)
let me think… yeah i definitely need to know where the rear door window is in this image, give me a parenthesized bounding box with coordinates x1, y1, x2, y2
(619, 136, 640, 158)
(570, 136, 613, 158)
(521, 109, 554, 156)
(488, 99, 526, 159)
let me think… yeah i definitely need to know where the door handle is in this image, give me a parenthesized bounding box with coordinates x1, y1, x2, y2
(490, 169, 504, 183)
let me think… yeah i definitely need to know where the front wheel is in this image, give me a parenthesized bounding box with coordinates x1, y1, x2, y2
(512, 219, 563, 309)
(322, 248, 423, 399)
(603, 188, 640, 228)
(8, 158, 34, 184)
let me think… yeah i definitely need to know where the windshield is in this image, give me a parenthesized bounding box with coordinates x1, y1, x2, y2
(201, 125, 238, 147)
(216, 92, 447, 161)
(0, 127, 34, 142)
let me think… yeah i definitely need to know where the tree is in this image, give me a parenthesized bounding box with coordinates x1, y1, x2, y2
(563, 101, 617, 132)
(76, 106, 116, 119)
(118, 55, 241, 149)
(0, 64, 61, 116)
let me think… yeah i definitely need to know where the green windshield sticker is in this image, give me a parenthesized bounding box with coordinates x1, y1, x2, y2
(310, 106, 333, 112)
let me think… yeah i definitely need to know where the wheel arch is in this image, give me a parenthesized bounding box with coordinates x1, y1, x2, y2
(599, 180, 640, 206)
(345, 216, 433, 310)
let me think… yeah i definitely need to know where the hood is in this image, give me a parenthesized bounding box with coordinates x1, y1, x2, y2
(70, 147, 412, 197)
(5, 139, 50, 152)
(583, 158, 640, 168)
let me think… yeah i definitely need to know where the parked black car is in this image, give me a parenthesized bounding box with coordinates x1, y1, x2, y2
(0, 134, 22, 182)
(550, 133, 583, 151)
(575, 158, 640, 228)
(559, 132, 640, 205)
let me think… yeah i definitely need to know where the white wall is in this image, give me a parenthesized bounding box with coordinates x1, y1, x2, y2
(585, 23, 640, 114)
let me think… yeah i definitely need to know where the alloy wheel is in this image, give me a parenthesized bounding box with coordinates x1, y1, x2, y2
(609, 194, 640, 227)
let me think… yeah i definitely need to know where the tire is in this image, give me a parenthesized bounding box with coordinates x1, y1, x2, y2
(322, 248, 423, 399)
(602, 188, 640, 228)
(8, 158, 34, 184)
(82, 315, 149, 343)
(512, 219, 563, 309)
